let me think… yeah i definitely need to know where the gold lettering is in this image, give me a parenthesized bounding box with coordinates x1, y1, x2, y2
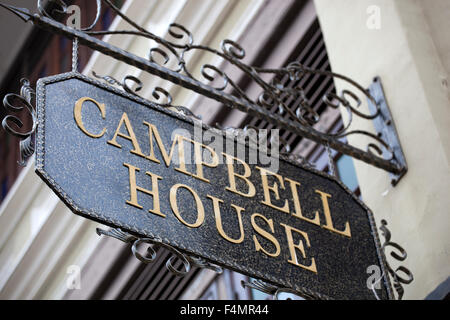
(285, 177, 320, 226)
(281, 223, 317, 274)
(207, 195, 245, 244)
(74, 97, 106, 138)
(223, 153, 256, 198)
(107, 113, 146, 158)
(250, 213, 281, 258)
(170, 183, 205, 228)
(123, 163, 165, 218)
(143, 121, 195, 179)
(257, 167, 289, 213)
(315, 190, 351, 238)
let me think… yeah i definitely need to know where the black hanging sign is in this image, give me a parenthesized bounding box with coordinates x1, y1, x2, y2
(35, 72, 393, 300)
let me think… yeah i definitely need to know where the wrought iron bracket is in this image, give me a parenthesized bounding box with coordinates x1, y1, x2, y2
(96, 227, 223, 276)
(1, 79, 36, 166)
(0, 1, 409, 180)
(367, 77, 407, 186)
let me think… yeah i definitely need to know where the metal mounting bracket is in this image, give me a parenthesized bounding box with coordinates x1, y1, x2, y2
(0, 2, 409, 182)
(367, 77, 407, 186)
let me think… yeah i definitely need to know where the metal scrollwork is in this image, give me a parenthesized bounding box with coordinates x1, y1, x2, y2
(37, 0, 101, 31)
(86, 0, 402, 175)
(215, 123, 317, 169)
(241, 279, 278, 295)
(92, 71, 201, 120)
(96, 227, 222, 277)
(96, 227, 137, 243)
(2, 79, 37, 166)
(241, 279, 312, 300)
(376, 220, 414, 300)
(265, 63, 396, 162)
(187, 255, 223, 274)
(274, 288, 316, 300)
(0, 0, 407, 176)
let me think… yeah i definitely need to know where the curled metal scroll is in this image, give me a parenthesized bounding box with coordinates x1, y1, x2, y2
(286, 153, 316, 170)
(274, 288, 316, 300)
(83, 2, 376, 118)
(37, 0, 101, 31)
(91, 71, 201, 120)
(96, 227, 222, 277)
(241, 279, 313, 300)
(2, 79, 37, 166)
(374, 220, 414, 300)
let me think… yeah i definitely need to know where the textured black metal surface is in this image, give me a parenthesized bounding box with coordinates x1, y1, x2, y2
(35, 73, 392, 300)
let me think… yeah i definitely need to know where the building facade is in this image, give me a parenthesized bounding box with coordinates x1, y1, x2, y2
(0, 0, 448, 300)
